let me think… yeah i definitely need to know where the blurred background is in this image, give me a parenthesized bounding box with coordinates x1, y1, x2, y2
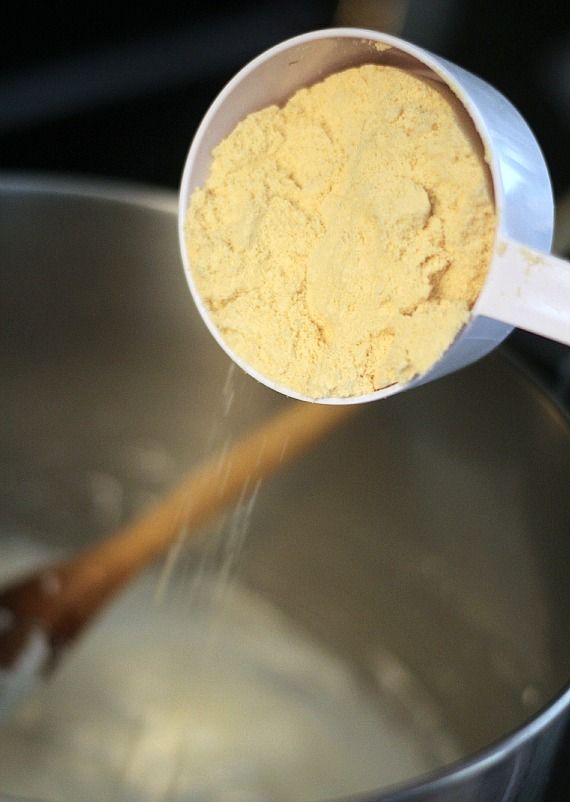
(2, 0, 569, 404)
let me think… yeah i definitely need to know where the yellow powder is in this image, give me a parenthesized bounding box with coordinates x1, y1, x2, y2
(185, 64, 496, 399)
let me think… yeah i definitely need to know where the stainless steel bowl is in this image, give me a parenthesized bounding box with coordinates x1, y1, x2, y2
(1, 176, 569, 802)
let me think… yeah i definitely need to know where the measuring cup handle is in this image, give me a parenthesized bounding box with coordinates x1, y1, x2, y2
(476, 238, 570, 346)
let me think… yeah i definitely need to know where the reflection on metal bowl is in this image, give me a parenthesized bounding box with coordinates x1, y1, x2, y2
(0, 176, 569, 802)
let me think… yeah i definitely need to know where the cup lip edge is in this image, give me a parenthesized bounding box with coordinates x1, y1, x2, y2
(371, 681, 570, 801)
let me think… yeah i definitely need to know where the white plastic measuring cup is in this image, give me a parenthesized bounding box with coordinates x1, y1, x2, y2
(179, 28, 570, 404)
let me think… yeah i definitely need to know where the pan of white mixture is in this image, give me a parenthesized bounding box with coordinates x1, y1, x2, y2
(0, 176, 569, 802)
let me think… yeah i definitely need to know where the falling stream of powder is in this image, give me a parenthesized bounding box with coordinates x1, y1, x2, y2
(0, 369, 462, 800)
(156, 362, 259, 613)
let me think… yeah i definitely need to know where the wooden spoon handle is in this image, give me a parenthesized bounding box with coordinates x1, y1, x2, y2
(2, 401, 356, 647)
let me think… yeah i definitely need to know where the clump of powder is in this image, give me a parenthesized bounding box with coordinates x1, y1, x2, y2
(185, 64, 496, 398)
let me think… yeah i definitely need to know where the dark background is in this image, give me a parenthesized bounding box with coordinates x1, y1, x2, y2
(1, 4, 569, 797)
(1, 0, 569, 403)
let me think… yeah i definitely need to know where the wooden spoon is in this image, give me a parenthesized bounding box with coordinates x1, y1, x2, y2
(0, 401, 356, 719)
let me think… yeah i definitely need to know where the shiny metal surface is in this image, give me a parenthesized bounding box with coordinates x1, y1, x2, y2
(1, 176, 569, 801)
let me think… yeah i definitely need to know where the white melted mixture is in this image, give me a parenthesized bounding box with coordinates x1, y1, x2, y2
(0, 536, 456, 802)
